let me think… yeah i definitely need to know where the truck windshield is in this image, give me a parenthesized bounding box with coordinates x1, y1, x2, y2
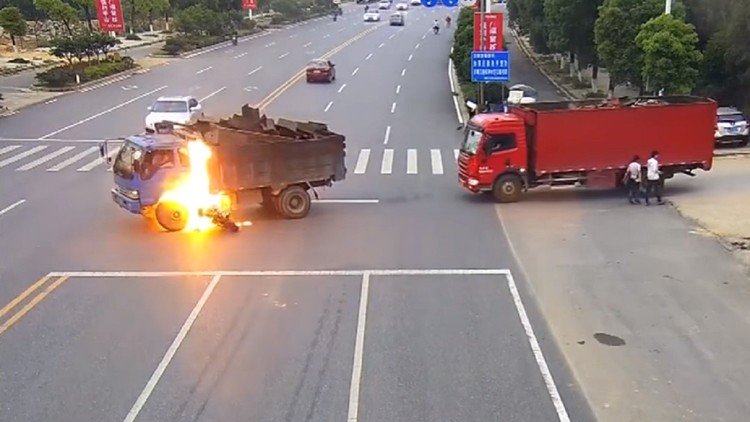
(112, 141, 143, 180)
(139, 149, 176, 181)
(461, 126, 483, 155)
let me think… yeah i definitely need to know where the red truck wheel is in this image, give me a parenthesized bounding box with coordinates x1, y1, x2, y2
(155, 200, 189, 232)
(277, 186, 310, 219)
(492, 174, 522, 203)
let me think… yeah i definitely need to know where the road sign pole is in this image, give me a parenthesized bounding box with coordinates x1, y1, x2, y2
(478, 0, 485, 112)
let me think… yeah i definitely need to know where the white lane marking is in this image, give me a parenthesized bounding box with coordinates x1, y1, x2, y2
(388, 34, 395, 39)
(233, 52, 248, 59)
(407, 148, 417, 174)
(47, 146, 98, 171)
(0, 199, 25, 217)
(421, 34, 426, 39)
(338, 84, 347, 93)
(0, 145, 22, 156)
(278, 52, 290, 59)
(401, 68, 406, 76)
(454, 149, 459, 161)
(390, 102, 396, 113)
(40, 86, 167, 139)
(506, 271, 572, 422)
(395, 85, 401, 94)
(303, 42, 313, 47)
(381, 149, 393, 174)
(430, 149, 444, 175)
(265, 41, 276, 47)
(0, 146, 47, 168)
(248, 66, 263, 76)
(448, 58, 464, 124)
(378, 42, 385, 48)
(44, 99, 57, 105)
(122, 275, 222, 422)
(346, 272, 371, 422)
(324, 34, 331, 38)
(195, 66, 213, 75)
(52, 269, 511, 278)
(16, 146, 75, 171)
(313, 199, 379, 204)
(338, 28, 345, 33)
(289, 34, 298, 38)
(199, 86, 226, 102)
(351, 67, 359, 76)
(415, 42, 420, 49)
(408, 53, 413, 61)
(365, 53, 373, 60)
(383, 126, 391, 145)
(77, 146, 120, 172)
(354, 149, 370, 174)
(324, 101, 334, 112)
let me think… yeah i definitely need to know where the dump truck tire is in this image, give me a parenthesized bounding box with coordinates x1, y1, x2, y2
(277, 186, 310, 219)
(492, 174, 522, 203)
(155, 201, 189, 232)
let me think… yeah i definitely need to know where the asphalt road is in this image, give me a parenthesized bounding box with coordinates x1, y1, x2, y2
(0, 4, 593, 422)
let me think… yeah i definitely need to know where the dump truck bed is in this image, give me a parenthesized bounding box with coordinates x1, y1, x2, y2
(183, 105, 346, 193)
(512, 96, 716, 175)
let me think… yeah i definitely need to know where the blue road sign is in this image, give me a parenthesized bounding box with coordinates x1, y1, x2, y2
(471, 51, 510, 82)
(422, 0, 458, 7)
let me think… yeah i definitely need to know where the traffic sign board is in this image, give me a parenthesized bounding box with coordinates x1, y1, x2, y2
(471, 51, 510, 82)
(422, 0, 460, 6)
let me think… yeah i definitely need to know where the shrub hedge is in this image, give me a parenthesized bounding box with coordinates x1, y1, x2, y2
(36, 57, 135, 88)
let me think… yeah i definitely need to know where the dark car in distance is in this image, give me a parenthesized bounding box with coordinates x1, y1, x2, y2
(306, 59, 336, 83)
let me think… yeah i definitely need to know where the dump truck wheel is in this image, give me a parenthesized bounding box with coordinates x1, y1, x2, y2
(277, 186, 310, 219)
(155, 201, 189, 232)
(492, 174, 522, 203)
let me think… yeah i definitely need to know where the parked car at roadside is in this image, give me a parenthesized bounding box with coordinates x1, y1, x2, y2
(715, 107, 749, 147)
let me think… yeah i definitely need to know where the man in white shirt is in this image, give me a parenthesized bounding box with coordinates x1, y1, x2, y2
(645, 150, 664, 205)
(622, 155, 642, 204)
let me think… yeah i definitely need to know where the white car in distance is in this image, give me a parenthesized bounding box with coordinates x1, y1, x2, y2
(410, 0, 421, 5)
(378, 0, 391, 9)
(364, 9, 381, 21)
(145, 96, 203, 133)
(396, 2, 409, 10)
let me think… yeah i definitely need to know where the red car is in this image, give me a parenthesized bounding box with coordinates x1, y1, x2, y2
(306, 59, 336, 83)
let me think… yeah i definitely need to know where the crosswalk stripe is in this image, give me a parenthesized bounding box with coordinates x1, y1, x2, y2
(354, 149, 370, 174)
(47, 146, 99, 172)
(0, 146, 48, 168)
(16, 146, 76, 171)
(77, 146, 120, 172)
(431, 149, 443, 175)
(454, 149, 459, 161)
(381, 149, 393, 174)
(407, 149, 417, 174)
(0, 145, 22, 156)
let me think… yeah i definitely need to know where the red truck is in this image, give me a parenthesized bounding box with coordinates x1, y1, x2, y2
(457, 96, 717, 202)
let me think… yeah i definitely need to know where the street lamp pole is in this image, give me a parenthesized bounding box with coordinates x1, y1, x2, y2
(478, 0, 485, 112)
(665, 0, 671, 14)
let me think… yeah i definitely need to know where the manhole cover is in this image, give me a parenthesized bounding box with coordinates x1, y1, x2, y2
(594, 332, 626, 346)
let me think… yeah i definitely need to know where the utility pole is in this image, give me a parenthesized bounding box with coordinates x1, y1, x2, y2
(478, 0, 485, 113)
(665, 0, 671, 14)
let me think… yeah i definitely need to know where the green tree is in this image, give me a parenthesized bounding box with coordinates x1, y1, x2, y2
(594, 0, 685, 92)
(271, 0, 302, 20)
(34, 0, 78, 35)
(725, 0, 750, 110)
(510, 0, 548, 52)
(66, 0, 95, 31)
(635, 13, 702, 94)
(0, 0, 44, 20)
(175, 3, 226, 35)
(0, 6, 27, 48)
(136, 0, 170, 27)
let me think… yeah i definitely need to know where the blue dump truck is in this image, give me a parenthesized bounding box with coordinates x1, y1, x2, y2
(101, 105, 347, 232)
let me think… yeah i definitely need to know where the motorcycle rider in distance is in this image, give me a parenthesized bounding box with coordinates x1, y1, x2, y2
(433, 19, 440, 34)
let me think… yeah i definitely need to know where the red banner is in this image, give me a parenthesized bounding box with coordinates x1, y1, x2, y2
(473, 12, 503, 51)
(242, 0, 257, 10)
(95, 0, 124, 32)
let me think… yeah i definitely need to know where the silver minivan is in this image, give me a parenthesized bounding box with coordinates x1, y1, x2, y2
(389, 12, 405, 26)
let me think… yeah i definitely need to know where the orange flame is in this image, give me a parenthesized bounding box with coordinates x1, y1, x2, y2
(159, 139, 230, 232)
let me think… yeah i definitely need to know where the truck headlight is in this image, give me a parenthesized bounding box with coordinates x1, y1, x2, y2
(123, 189, 139, 199)
(468, 178, 479, 186)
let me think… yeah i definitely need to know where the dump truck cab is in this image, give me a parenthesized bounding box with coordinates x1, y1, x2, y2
(109, 133, 189, 216)
(458, 112, 528, 195)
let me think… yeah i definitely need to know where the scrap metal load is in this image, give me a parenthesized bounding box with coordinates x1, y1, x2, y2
(180, 105, 347, 195)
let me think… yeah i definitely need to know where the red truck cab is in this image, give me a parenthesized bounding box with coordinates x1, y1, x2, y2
(458, 96, 716, 202)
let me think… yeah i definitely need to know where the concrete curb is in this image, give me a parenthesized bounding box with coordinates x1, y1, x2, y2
(448, 55, 470, 125)
(0, 91, 65, 117)
(509, 27, 578, 101)
(714, 149, 750, 158)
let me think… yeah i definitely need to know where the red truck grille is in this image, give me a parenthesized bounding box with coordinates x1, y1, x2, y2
(457, 151, 470, 180)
